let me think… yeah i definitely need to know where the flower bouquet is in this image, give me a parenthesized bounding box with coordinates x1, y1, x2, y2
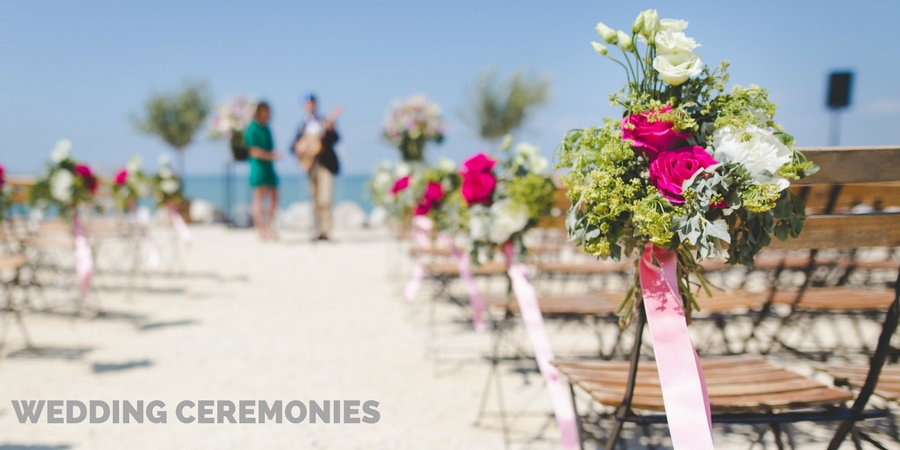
(555, 10, 817, 447)
(369, 158, 461, 230)
(111, 156, 149, 211)
(150, 155, 184, 208)
(208, 96, 256, 161)
(28, 140, 99, 217)
(448, 138, 556, 262)
(0, 164, 9, 222)
(382, 95, 445, 162)
(562, 10, 816, 322)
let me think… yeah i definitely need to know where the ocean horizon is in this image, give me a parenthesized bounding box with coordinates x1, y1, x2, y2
(183, 173, 374, 215)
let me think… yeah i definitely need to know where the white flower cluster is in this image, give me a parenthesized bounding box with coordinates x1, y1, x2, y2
(382, 95, 445, 145)
(593, 10, 703, 86)
(49, 139, 74, 202)
(208, 96, 257, 140)
(157, 154, 180, 195)
(512, 143, 549, 174)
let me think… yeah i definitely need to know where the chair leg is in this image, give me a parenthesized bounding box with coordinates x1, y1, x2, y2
(569, 383, 585, 450)
(770, 423, 786, 450)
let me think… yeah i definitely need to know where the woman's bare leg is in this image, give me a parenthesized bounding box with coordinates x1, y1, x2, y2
(252, 187, 266, 239)
(266, 188, 279, 239)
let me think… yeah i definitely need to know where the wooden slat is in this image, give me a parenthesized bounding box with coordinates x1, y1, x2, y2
(794, 146, 900, 185)
(485, 293, 620, 315)
(768, 214, 900, 250)
(798, 183, 900, 212)
(772, 288, 895, 311)
(425, 261, 507, 276)
(0, 254, 28, 271)
(536, 261, 629, 275)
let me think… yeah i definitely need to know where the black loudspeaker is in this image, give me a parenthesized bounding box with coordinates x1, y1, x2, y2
(827, 72, 853, 110)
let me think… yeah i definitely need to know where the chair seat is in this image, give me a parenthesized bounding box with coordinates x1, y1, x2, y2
(536, 260, 628, 275)
(485, 293, 621, 316)
(0, 254, 28, 271)
(554, 355, 853, 414)
(820, 365, 900, 402)
(773, 288, 895, 311)
(425, 261, 507, 277)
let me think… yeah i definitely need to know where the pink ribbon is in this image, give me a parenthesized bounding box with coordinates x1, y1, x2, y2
(169, 204, 192, 249)
(441, 234, 486, 332)
(503, 242, 579, 450)
(403, 216, 432, 302)
(72, 214, 93, 301)
(639, 244, 714, 449)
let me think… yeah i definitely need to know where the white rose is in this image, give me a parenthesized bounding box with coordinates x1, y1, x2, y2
(654, 30, 700, 55)
(711, 125, 793, 190)
(51, 139, 72, 163)
(437, 157, 456, 172)
(652, 52, 703, 86)
(659, 19, 688, 32)
(595, 22, 618, 44)
(160, 179, 180, 195)
(488, 199, 530, 244)
(50, 169, 74, 202)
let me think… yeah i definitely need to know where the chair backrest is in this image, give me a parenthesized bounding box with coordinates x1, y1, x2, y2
(770, 146, 900, 251)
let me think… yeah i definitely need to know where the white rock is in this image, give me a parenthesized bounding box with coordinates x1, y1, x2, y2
(189, 199, 217, 224)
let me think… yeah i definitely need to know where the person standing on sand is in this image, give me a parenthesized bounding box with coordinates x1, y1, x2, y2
(292, 92, 343, 241)
(246, 102, 281, 240)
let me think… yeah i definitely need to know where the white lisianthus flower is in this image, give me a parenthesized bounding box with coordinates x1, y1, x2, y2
(617, 31, 634, 52)
(372, 171, 392, 192)
(652, 52, 703, 86)
(514, 143, 549, 174)
(437, 157, 456, 173)
(50, 169, 74, 202)
(659, 19, 688, 32)
(591, 41, 609, 56)
(500, 134, 513, 152)
(160, 179, 180, 195)
(595, 22, 618, 44)
(468, 205, 490, 241)
(654, 30, 700, 55)
(126, 156, 143, 174)
(639, 9, 660, 38)
(159, 167, 173, 179)
(488, 199, 530, 244)
(394, 161, 411, 177)
(711, 126, 793, 191)
(158, 154, 171, 166)
(51, 139, 72, 163)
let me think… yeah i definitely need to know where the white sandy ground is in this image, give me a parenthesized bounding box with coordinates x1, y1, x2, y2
(0, 225, 895, 449)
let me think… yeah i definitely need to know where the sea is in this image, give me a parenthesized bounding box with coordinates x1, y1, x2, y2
(183, 173, 373, 214)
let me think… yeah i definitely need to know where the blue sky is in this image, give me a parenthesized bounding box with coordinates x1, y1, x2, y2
(2, 0, 899, 177)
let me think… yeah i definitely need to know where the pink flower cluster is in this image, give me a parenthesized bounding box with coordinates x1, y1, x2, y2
(622, 107, 718, 204)
(459, 153, 496, 205)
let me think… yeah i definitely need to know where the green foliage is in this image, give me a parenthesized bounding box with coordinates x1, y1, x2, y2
(132, 80, 212, 174)
(462, 69, 551, 140)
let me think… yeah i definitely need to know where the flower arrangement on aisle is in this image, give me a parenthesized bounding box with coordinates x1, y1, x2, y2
(208, 95, 257, 161)
(0, 164, 9, 222)
(564, 9, 816, 322)
(151, 154, 191, 248)
(554, 10, 818, 448)
(368, 157, 460, 228)
(28, 139, 98, 217)
(382, 95, 445, 161)
(28, 139, 99, 303)
(111, 156, 149, 211)
(430, 137, 555, 262)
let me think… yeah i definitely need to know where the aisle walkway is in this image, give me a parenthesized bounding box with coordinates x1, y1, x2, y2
(0, 227, 509, 449)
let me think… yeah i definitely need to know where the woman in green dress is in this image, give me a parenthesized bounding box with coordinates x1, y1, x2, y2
(245, 102, 281, 240)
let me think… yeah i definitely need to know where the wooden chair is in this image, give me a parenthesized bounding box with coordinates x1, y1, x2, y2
(553, 145, 900, 449)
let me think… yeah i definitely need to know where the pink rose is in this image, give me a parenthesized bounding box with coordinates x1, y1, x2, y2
(460, 153, 497, 205)
(391, 176, 410, 195)
(115, 169, 128, 186)
(621, 106, 690, 159)
(649, 146, 718, 204)
(75, 164, 98, 194)
(462, 153, 496, 173)
(414, 182, 444, 216)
